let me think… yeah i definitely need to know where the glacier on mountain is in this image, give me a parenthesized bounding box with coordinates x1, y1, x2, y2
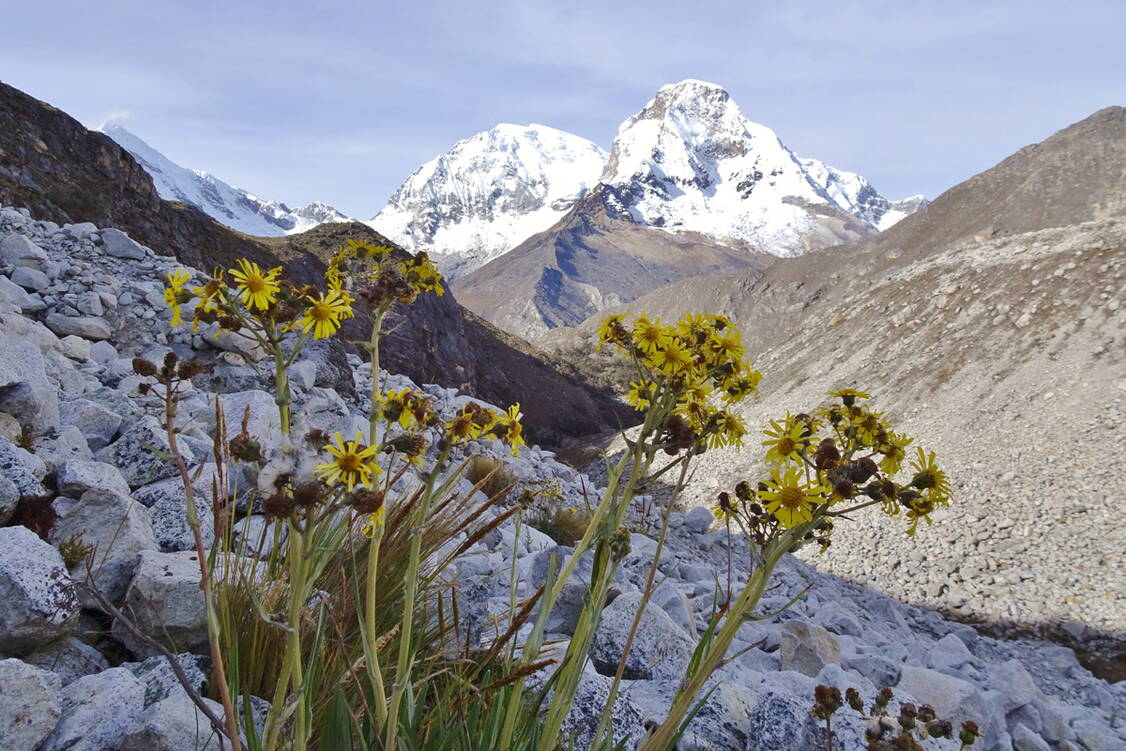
(367, 124, 608, 279)
(100, 122, 352, 237)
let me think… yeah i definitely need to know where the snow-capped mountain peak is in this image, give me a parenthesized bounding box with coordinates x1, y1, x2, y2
(368, 123, 608, 278)
(600, 79, 922, 255)
(99, 122, 352, 236)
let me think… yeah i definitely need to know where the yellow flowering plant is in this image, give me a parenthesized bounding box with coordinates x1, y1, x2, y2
(147, 243, 538, 751)
(163, 256, 353, 435)
(636, 389, 951, 751)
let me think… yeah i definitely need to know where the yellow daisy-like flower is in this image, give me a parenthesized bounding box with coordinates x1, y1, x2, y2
(762, 415, 806, 465)
(679, 399, 711, 430)
(712, 492, 739, 523)
(717, 411, 746, 447)
(878, 432, 914, 475)
(706, 330, 744, 363)
(675, 313, 711, 339)
(298, 289, 351, 339)
(494, 403, 526, 456)
(721, 373, 761, 404)
(229, 258, 281, 311)
(314, 432, 381, 491)
(759, 466, 827, 529)
(445, 413, 483, 444)
(163, 269, 191, 327)
(625, 380, 654, 411)
(633, 316, 673, 354)
(909, 447, 951, 505)
(649, 341, 693, 375)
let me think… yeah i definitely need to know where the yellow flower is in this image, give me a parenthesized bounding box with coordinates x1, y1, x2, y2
(625, 380, 655, 411)
(163, 269, 191, 327)
(229, 258, 281, 311)
(715, 411, 746, 448)
(314, 432, 381, 491)
(298, 289, 351, 339)
(596, 314, 628, 351)
(909, 447, 951, 505)
(679, 398, 711, 430)
(721, 372, 761, 404)
(494, 403, 526, 456)
(675, 313, 710, 339)
(759, 467, 826, 529)
(706, 329, 744, 363)
(762, 415, 806, 465)
(649, 340, 693, 375)
(878, 432, 913, 475)
(712, 492, 739, 523)
(362, 506, 386, 538)
(633, 316, 673, 354)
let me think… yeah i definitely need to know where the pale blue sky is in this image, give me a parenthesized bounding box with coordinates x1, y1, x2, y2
(3, 1, 1123, 218)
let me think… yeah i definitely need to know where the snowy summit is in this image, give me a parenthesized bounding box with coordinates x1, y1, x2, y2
(600, 79, 923, 256)
(368, 123, 608, 278)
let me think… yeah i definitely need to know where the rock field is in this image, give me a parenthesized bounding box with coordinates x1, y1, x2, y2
(0, 207, 1122, 750)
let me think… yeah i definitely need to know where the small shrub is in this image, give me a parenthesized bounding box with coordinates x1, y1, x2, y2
(530, 505, 592, 547)
(57, 532, 94, 568)
(466, 455, 517, 500)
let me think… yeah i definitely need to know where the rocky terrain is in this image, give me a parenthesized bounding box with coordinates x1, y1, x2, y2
(0, 208, 1122, 750)
(0, 81, 635, 446)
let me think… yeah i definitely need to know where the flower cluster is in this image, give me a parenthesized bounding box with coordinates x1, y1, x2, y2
(714, 389, 951, 541)
(443, 402, 525, 456)
(812, 684, 979, 750)
(326, 239, 444, 311)
(164, 257, 353, 342)
(596, 313, 761, 454)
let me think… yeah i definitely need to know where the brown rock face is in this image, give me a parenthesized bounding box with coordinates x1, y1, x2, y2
(0, 81, 635, 445)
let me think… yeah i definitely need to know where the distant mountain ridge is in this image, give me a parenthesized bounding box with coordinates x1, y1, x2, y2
(100, 122, 353, 236)
(368, 80, 925, 284)
(451, 80, 928, 338)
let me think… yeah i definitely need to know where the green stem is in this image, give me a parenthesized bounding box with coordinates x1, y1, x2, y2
(636, 539, 792, 751)
(368, 306, 387, 447)
(362, 524, 388, 730)
(164, 387, 243, 751)
(591, 455, 691, 747)
(273, 346, 291, 436)
(384, 445, 451, 750)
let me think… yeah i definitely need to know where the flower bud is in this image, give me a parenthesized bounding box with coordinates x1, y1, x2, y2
(845, 687, 863, 712)
(814, 438, 840, 470)
(262, 491, 295, 519)
(229, 434, 262, 463)
(351, 489, 384, 514)
(132, 358, 157, 377)
(293, 481, 324, 508)
(959, 720, 980, 746)
(926, 719, 952, 738)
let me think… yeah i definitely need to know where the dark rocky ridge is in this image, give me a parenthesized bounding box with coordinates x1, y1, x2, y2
(453, 184, 771, 339)
(0, 80, 635, 446)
